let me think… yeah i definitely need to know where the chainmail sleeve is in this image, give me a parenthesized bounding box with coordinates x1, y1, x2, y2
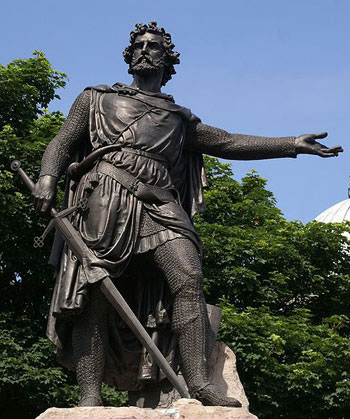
(185, 121, 297, 160)
(39, 90, 91, 178)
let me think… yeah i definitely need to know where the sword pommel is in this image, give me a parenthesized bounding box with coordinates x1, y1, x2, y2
(11, 160, 21, 172)
(10, 160, 35, 192)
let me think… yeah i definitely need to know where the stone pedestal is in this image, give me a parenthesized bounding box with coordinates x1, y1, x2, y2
(209, 341, 250, 409)
(36, 342, 258, 418)
(37, 398, 258, 418)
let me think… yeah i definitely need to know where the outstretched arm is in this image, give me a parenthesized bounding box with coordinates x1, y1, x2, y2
(185, 122, 342, 160)
(32, 90, 91, 212)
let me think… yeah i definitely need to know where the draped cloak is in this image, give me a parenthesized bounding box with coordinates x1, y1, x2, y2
(46, 83, 207, 390)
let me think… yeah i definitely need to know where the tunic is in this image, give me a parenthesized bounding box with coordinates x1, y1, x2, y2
(49, 84, 204, 319)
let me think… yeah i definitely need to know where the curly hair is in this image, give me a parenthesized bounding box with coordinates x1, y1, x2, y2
(123, 21, 180, 86)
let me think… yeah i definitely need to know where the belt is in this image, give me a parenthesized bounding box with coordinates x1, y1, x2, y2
(68, 143, 170, 182)
(120, 146, 169, 167)
(97, 161, 177, 204)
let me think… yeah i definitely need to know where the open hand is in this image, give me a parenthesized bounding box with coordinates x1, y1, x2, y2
(295, 132, 343, 157)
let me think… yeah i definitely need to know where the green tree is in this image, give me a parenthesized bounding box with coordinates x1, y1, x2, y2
(0, 52, 67, 341)
(0, 52, 126, 418)
(195, 156, 350, 419)
(0, 50, 66, 135)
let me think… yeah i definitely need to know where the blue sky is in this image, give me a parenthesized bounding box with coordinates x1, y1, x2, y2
(2, 0, 349, 222)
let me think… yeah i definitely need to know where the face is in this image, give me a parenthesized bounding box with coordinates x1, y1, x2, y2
(131, 32, 166, 76)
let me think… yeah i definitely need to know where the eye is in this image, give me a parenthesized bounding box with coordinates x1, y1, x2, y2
(134, 42, 143, 50)
(149, 42, 161, 50)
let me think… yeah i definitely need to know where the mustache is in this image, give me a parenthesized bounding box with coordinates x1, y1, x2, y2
(134, 54, 153, 65)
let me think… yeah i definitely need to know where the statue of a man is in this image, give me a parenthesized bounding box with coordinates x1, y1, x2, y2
(32, 21, 342, 407)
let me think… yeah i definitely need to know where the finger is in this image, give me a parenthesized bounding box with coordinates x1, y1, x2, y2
(332, 145, 343, 153)
(318, 150, 338, 158)
(41, 200, 50, 213)
(41, 193, 54, 213)
(321, 146, 343, 154)
(35, 196, 43, 212)
(31, 193, 37, 207)
(318, 153, 334, 158)
(31, 188, 39, 205)
(314, 132, 328, 140)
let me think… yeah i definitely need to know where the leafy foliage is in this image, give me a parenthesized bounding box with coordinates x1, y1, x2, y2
(0, 321, 127, 417)
(194, 156, 350, 419)
(0, 51, 67, 135)
(220, 307, 350, 419)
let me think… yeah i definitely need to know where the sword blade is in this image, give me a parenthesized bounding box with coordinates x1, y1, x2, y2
(12, 160, 190, 399)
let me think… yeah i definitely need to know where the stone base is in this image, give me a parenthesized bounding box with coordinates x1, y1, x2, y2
(36, 398, 258, 419)
(130, 341, 252, 410)
(209, 341, 250, 409)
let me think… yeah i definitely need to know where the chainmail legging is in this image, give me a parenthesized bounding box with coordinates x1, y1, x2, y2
(152, 238, 210, 393)
(72, 237, 210, 403)
(72, 284, 109, 405)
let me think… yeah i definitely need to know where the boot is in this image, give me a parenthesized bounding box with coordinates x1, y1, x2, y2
(175, 294, 242, 407)
(193, 383, 242, 407)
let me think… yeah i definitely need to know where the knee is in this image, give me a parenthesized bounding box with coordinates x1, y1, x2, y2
(174, 267, 203, 298)
(76, 285, 109, 324)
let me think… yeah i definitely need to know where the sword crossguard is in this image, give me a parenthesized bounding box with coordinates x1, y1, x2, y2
(32, 199, 89, 249)
(54, 198, 89, 220)
(33, 236, 44, 248)
(32, 218, 56, 248)
(77, 197, 88, 211)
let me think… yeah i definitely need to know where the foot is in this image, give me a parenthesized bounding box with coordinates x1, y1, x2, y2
(194, 383, 242, 407)
(78, 395, 103, 407)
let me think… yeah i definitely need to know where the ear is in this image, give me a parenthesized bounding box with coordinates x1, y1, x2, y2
(123, 45, 133, 64)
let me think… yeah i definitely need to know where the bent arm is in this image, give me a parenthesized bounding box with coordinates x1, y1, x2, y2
(39, 90, 91, 178)
(185, 122, 297, 160)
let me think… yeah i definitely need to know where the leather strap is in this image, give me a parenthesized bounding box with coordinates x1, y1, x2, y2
(121, 146, 169, 167)
(97, 161, 176, 204)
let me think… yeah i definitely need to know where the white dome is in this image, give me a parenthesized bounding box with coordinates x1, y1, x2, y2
(315, 199, 350, 223)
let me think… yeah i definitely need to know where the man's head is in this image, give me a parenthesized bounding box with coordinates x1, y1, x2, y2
(123, 21, 180, 86)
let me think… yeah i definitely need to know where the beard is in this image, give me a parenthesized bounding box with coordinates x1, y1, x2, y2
(130, 54, 165, 77)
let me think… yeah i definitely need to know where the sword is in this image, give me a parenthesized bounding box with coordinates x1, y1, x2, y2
(11, 160, 190, 399)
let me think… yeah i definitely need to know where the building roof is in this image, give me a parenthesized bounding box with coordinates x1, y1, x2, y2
(315, 199, 350, 223)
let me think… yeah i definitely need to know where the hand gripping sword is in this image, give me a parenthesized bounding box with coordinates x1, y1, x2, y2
(11, 160, 190, 399)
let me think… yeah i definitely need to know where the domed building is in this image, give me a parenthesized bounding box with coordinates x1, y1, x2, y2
(315, 198, 350, 224)
(315, 186, 350, 239)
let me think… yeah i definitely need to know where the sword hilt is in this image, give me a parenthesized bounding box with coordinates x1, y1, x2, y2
(11, 160, 35, 193)
(11, 160, 58, 218)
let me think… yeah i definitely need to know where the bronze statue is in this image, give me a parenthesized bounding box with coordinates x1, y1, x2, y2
(30, 21, 343, 407)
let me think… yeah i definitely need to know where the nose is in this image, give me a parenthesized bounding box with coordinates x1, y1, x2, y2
(141, 41, 148, 54)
